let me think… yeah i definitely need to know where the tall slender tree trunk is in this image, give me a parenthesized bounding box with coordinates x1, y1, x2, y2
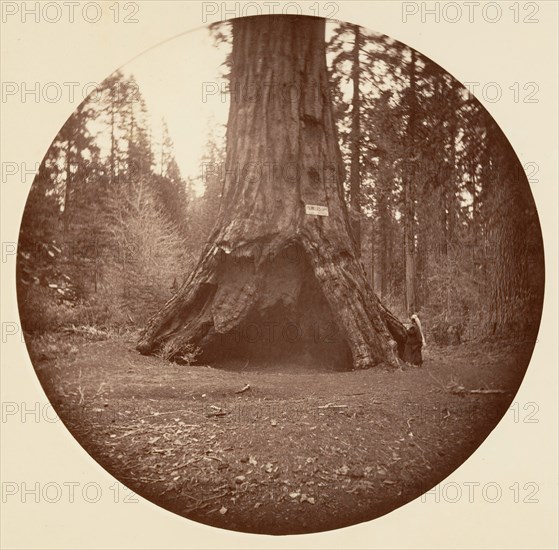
(471, 163, 478, 282)
(110, 91, 116, 185)
(375, 180, 388, 300)
(63, 137, 72, 234)
(403, 49, 417, 316)
(439, 164, 449, 258)
(137, 16, 405, 369)
(349, 24, 362, 256)
(369, 217, 375, 290)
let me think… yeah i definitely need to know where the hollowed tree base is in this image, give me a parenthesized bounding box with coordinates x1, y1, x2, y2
(137, 240, 404, 370)
(197, 243, 352, 370)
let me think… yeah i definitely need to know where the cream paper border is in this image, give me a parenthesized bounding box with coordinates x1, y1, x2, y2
(1, 1, 557, 548)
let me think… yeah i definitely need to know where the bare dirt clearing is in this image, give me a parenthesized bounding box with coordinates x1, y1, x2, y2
(29, 333, 532, 534)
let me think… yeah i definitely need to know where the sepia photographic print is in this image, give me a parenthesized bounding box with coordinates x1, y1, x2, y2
(7, 5, 553, 542)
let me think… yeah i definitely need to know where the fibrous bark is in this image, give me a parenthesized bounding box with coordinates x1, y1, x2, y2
(137, 16, 405, 369)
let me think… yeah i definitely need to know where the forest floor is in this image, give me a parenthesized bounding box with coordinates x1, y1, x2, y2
(27, 330, 533, 535)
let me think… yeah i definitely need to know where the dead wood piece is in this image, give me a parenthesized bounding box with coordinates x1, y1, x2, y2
(206, 411, 230, 418)
(468, 389, 508, 394)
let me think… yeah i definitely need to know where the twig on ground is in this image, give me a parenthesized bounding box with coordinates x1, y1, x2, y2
(204, 455, 223, 463)
(467, 389, 508, 394)
(185, 502, 212, 514)
(112, 428, 146, 439)
(119, 475, 167, 484)
(137, 409, 206, 420)
(427, 371, 446, 390)
(92, 382, 108, 400)
(173, 491, 228, 504)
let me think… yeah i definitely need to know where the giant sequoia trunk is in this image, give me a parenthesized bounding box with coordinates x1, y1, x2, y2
(137, 16, 405, 369)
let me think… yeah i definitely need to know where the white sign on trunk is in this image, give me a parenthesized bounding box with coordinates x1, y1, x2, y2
(305, 204, 329, 217)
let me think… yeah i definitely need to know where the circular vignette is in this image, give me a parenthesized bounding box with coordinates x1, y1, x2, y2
(16, 15, 544, 535)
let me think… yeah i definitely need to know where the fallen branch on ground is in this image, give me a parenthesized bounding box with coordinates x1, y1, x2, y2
(429, 372, 508, 395)
(137, 409, 206, 420)
(464, 388, 508, 394)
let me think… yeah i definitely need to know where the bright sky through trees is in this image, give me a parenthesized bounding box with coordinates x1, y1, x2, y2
(123, 26, 229, 194)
